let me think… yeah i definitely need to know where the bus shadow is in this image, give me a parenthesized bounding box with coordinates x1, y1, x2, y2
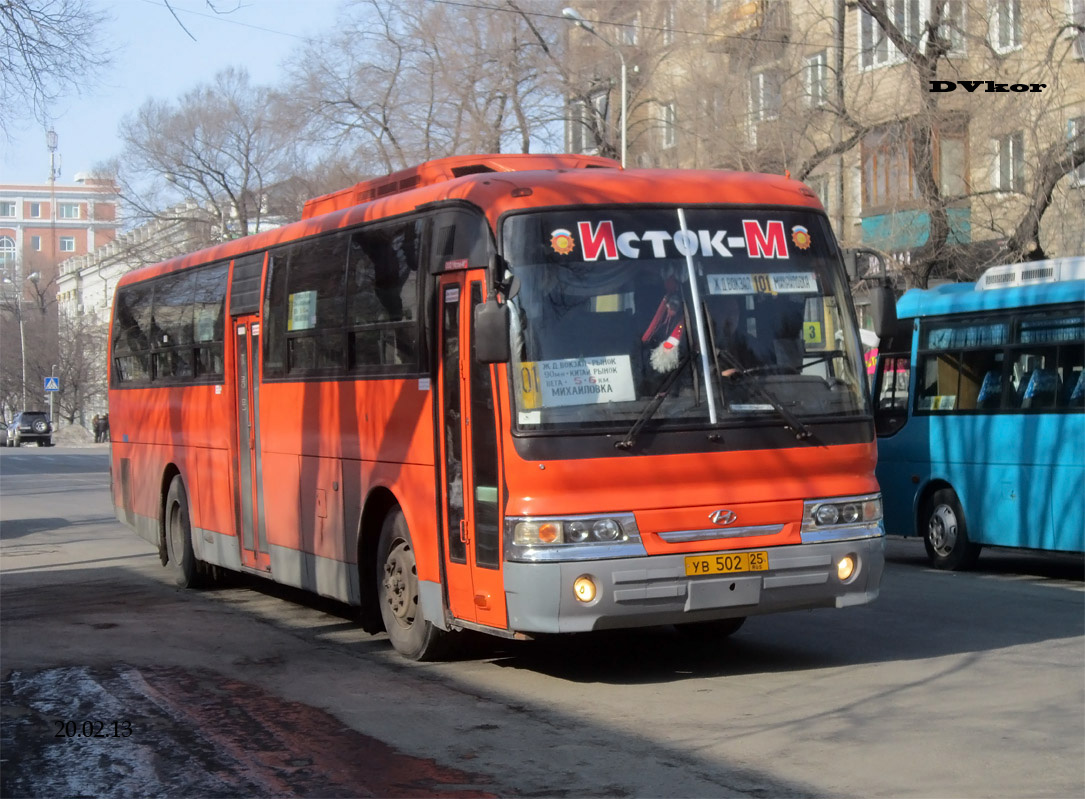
(482, 556, 1085, 683)
(886, 535, 1085, 581)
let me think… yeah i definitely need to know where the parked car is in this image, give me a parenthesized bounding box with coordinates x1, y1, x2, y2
(5, 411, 54, 447)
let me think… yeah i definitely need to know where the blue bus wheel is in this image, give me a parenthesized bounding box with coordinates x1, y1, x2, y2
(922, 488, 981, 571)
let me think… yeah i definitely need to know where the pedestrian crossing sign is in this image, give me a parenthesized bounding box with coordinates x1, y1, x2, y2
(44, 376, 60, 392)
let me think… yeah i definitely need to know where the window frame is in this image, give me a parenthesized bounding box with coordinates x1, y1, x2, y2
(993, 131, 1025, 193)
(749, 69, 782, 123)
(990, 0, 1022, 53)
(804, 50, 831, 108)
(661, 100, 677, 149)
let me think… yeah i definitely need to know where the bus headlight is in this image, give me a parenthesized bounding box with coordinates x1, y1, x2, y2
(802, 495, 882, 531)
(801, 495, 884, 544)
(505, 513, 647, 562)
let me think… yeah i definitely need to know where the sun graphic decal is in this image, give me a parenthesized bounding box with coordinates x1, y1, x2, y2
(550, 228, 576, 255)
(791, 225, 812, 250)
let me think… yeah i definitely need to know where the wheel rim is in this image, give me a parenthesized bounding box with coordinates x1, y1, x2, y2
(928, 503, 958, 556)
(381, 540, 417, 629)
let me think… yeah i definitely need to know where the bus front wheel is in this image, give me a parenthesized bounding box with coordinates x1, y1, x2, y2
(165, 476, 200, 588)
(376, 509, 451, 661)
(922, 488, 981, 571)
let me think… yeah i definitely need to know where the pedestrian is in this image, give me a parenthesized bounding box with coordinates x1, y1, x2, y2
(92, 415, 101, 443)
(101, 414, 109, 443)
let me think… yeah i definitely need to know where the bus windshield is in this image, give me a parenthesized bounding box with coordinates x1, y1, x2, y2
(502, 207, 869, 434)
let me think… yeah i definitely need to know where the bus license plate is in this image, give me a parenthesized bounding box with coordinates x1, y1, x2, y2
(684, 551, 769, 577)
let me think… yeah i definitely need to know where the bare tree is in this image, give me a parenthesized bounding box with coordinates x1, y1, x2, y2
(0, 0, 110, 136)
(0, 262, 57, 415)
(114, 67, 304, 248)
(54, 310, 108, 425)
(284, 0, 565, 175)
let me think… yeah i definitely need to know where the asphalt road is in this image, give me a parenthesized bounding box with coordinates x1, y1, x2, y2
(1, 446, 1082, 798)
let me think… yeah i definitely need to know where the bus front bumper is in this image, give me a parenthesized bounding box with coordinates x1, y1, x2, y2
(503, 529, 885, 634)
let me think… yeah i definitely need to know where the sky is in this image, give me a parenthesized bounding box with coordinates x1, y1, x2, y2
(2, 0, 346, 186)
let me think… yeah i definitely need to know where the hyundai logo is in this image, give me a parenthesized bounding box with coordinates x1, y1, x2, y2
(709, 509, 738, 525)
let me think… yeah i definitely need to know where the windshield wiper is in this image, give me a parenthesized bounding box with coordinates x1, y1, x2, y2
(715, 348, 814, 441)
(615, 354, 691, 450)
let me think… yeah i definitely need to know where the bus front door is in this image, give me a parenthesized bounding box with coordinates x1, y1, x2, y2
(234, 315, 270, 573)
(437, 272, 506, 630)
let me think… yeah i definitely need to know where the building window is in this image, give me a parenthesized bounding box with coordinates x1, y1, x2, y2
(619, 12, 639, 46)
(859, 2, 926, 68)
(804, 51, 830, 108)
(0, 201, 14, 217)
(807, 174, 832, 212)
(59, 203, 80, 219)
(863, 128, 919, 211)
(663, 5, 675, 46)
(661, 101, 677, 149)
(567, 94, 606, 154)
(29, 202, 42, 218)
(990, 0, 1021, 52)
(0, 236, 14, 272)
(60, 236, 76, 252)
(939, 129, 969, 198)
(937, 0, 967, 54)
(862, 122, 970, 212)
(1072, 0, 1085, 59)
(993, 132, 1025, 192)
(1070, 117, 1085, 186)
(31, 236, 42, 251)
(749, 69, 781, 122)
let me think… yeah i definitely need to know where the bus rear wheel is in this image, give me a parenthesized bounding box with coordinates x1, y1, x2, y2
(165, 476, 201, 588)
(376, 509, 451, 661)
(922, 488, 981, 571)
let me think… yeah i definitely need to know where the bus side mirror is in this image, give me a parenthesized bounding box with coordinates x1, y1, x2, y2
(869, 284, 898, 341)
(474, 299, 510, 363)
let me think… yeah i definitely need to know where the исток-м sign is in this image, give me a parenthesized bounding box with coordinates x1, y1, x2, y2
(930, 80, 1046, 93)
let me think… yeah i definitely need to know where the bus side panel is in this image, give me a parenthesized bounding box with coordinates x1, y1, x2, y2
(192, 444, 236, 537)
(109, 385, 234, 544)
(928, 413, 1084, 552)
(255, 378, 439, 580)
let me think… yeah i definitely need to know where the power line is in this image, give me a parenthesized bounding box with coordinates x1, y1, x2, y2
(136, 0, 322, 42)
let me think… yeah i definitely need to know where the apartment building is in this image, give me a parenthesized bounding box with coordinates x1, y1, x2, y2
(563, 0, 1085, 289)
(0, 175, 120, 296)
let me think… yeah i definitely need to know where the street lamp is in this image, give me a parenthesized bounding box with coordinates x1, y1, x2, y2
(562, 7, 627, 168)
(19, 271, 40, 410)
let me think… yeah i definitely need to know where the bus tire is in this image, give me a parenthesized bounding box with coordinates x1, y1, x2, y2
(675, 617, 746, 640)
(922, 488, 981, 571)
(165, 476, 200, 588)
(376, 509, 450, 661)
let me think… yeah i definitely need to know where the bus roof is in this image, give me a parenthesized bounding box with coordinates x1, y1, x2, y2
(117, 155, 824, 288)
(896, 257, 1085, 319)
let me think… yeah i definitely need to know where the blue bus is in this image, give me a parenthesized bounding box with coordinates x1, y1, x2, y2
(871, 257, 1084, 569)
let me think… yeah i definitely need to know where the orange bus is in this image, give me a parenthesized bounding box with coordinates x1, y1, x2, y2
(109, 154, 885, 660)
